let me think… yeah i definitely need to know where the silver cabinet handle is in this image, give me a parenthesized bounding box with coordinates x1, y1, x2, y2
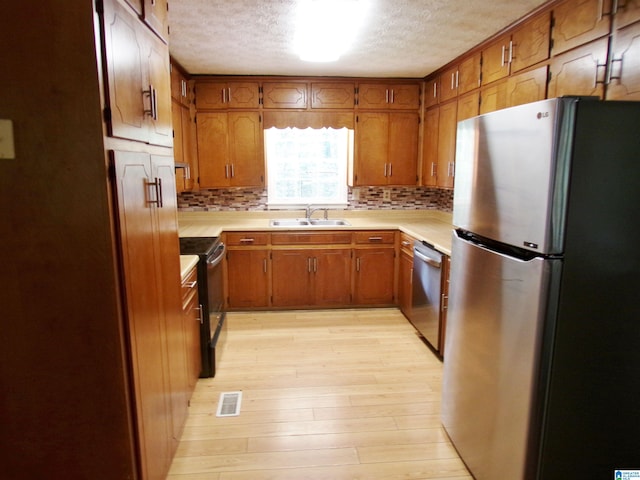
(390, 88, 395, 103)
(230, 164, 235, 178)
(385, 88, 389, 103)
(228, 87, 232, 104)
(308, 257, 312, 273)
(401, 240, 411, 247)
(313, 257, 318, 273)
(431, 162, 437, 177)
(368, 236, 383, 242)
(356, 257, 361, 272)
(224, 164, 229, 178)
(433, 82, 437, 98)
(451, 72, 455, 90)
(501, 45, 506, 67)
(263, 258, 267, 273)
(388, 163, 392, 177)
(194, 304, 204, 324)
(239, 238, 255, 243)
(384, 163, 388, 177)
(508, 40, 513, 64)
(143, 85, 158, 120)
(183, 281, 197, 288)
(146, 177, 163, 207)
(455, 70, 459, 88)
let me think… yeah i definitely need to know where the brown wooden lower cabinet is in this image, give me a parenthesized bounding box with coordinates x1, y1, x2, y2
(398, 232, 417, 318)
(353, 247, 395, 305)
(271, 248, 352, 307)
(227, 249, 270, 308)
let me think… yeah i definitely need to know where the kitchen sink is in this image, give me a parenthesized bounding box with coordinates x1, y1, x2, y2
(269, 218, 351, 227)
(309, 219, 350, 226)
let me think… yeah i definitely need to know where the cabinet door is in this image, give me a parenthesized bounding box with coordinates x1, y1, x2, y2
(272, 250, 314, 306)
(511, 12, 551, 73)
(197, 112, 229, 187)
(195, 82, 228, 110)
(482, 33, 512, 85)
(615, 0, 640, 29)
(551, 0, 613, 55)
(458, 54, 482, 94)
(440, 65, 459, 102)
(228, 112, 264, 187)
(506, 65, 548, 108)
(180, 105, 197, 191)
(480, 80, 508, 115)
(457, 91, 480, 122)
(227, 249, 270, 308)
(314, 249, 352, 305)
(425, 78, 440, 108)
(388, 113, 419, 185)
(228, 82, 261, 108)
(143, 0, 169, 41)
(548, 38, 609, 98)
(153, 155, 189, 448)
(607, 21, 640, 100)
(389, 84, 421, 110)
(353, 248, 395, 305)
(399, 249, 413, 318)
(311, 82, 355, 109)
(102, 0, 148, 143)
(436, 100, 458, 189)
(355, 113, 388, 185)
(112, 151, 172, 480)
(358, 83, 390, 109)
(263, 82, 308, 109)
(422, 108, 439, 187)
(145, 31, 173, 147)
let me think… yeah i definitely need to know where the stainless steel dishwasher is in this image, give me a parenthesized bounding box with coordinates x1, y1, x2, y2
(410, 240, 443, 353)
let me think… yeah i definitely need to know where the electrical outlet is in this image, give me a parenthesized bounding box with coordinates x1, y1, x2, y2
(352, 188, 360, 201)
(383, 189, 391, 201)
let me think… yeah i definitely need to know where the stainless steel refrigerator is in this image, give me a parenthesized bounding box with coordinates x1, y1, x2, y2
(442, 97, 640, 480)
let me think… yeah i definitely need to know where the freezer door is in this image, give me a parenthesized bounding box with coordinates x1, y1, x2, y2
(453, 98, 577, 254)
(442, 232, 560, 480)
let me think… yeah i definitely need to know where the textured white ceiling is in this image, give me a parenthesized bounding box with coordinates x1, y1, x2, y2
(168, 0, 550, 78)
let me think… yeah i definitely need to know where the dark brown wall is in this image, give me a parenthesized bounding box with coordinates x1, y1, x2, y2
(0, 3, 137, 478)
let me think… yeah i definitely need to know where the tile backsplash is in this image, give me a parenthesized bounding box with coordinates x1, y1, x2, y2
(178, 186, 453, 212)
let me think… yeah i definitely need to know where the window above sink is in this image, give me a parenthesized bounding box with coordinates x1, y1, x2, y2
(265, 127, 352, 207)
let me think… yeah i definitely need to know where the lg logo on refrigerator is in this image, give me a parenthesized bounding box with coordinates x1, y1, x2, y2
(536, 111, 550, 119)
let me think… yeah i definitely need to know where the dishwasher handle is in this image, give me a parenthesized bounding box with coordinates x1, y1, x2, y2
(414, 248, 442, 269)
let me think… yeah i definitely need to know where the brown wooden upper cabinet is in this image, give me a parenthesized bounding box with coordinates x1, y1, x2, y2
(548, 37, 609, 98)
(607, 20, 640, 100)
(425, 77, 440, 108)
(614, 0, 640, 29)
(170, 64, 190, 107)
(262, 82, 308, 109)
(310, 82, 355, 109)
(353, 112, 419, 186)
(357, 83, 421, 110)
(195, 81, 260, 109)
(122, 0, 169, 42)
(102, 0, 172, 147)
(551, 0, 613, 55)
(439, 54, 481, 102)
(196, 112, 264, 188)
(481, 12, 551, 85)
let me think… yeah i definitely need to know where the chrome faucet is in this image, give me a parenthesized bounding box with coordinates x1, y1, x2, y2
(305, 205, 328, 221)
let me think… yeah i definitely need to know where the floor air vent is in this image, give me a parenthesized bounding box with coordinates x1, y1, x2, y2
(216, 391, 242, 417)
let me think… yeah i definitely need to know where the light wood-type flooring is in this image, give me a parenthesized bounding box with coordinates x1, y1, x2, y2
(168, 308, 472, 479)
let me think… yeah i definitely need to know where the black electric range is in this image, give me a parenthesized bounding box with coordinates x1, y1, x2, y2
(179, 236, 226, 377)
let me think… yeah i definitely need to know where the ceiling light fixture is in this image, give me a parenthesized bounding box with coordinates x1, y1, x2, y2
(294, 0, 370, 62)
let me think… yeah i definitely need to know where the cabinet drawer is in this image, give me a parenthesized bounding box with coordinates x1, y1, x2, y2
(399, 232, 416, 255)
(225, 232, 270, 246)
(353, 231, 395, 244)
(271, 232, 352, 245)
(181, 266, 198, 307)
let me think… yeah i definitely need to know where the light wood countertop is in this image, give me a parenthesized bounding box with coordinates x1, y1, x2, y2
(178, 210, 453, 255)
(179, 255, 199, 280)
